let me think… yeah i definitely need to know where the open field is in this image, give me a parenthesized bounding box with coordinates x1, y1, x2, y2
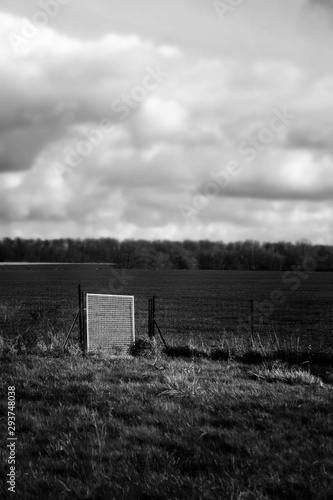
(0, 266, 332, 352)
(1, 267, 333, 499)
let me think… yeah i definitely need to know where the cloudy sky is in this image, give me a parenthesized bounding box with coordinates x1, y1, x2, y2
(0, 0, 332, 243)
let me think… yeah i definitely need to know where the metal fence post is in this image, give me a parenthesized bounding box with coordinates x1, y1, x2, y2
(78, 284, 83, 350)
(251, 299, 254, 344)
(152, 295, 155, 338)
(82, 291, 87, 355)
(148, 296, 156, 338)
(148, 297, 153, 338)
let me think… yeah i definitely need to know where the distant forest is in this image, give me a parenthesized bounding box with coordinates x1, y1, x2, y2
(0, 237, 333, 271)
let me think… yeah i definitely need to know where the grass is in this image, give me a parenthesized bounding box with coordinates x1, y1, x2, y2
(1, 336, 333, 500)
(1, 268, 332, 498)
(247, 361, 324, 385)
(0, 298, 332, 499)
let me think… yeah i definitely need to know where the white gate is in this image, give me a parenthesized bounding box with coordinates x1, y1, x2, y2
(85, 293, 135, 353)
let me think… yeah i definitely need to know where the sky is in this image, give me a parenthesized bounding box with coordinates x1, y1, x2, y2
(0, 0, 332, 243)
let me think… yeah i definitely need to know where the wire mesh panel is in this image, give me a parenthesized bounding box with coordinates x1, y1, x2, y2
(85, 294, 135, 353)
(154, 297, 252, 346)
(153, 296, 333, 352)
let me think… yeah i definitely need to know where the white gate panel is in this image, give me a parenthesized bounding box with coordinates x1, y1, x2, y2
(86, 294, 135, 353)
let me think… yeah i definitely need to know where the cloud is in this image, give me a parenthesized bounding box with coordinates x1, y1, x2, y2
(0, 3, 333, 243)
(309, 0, 333, 8)
(0, 12, 180, 174)
(137, 96, 188, 137)
(305, 0, 333, 28)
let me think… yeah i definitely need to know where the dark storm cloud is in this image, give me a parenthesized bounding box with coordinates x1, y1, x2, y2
(309, 0, 333, 8)
(286, 123, 333, 150)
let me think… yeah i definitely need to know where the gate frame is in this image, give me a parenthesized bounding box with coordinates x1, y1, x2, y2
(79, 288, 135, 355)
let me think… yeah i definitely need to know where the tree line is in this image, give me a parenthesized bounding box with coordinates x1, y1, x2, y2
(0, 237, 332, 271)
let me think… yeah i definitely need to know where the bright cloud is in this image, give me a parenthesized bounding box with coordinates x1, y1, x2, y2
(0, 0, 332, 243)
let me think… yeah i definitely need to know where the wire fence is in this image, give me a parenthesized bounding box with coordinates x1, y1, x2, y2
(152, 296, 333, 353)
(0, 294, 332, 354)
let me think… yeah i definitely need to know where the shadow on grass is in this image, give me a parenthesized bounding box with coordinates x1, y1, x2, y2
(130, 338, 157, 357)
(163, 345, 333, 367)
(163, 345, 211, 360)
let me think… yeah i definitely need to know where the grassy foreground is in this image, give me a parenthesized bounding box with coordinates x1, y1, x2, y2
(1, 345, 333, 500)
